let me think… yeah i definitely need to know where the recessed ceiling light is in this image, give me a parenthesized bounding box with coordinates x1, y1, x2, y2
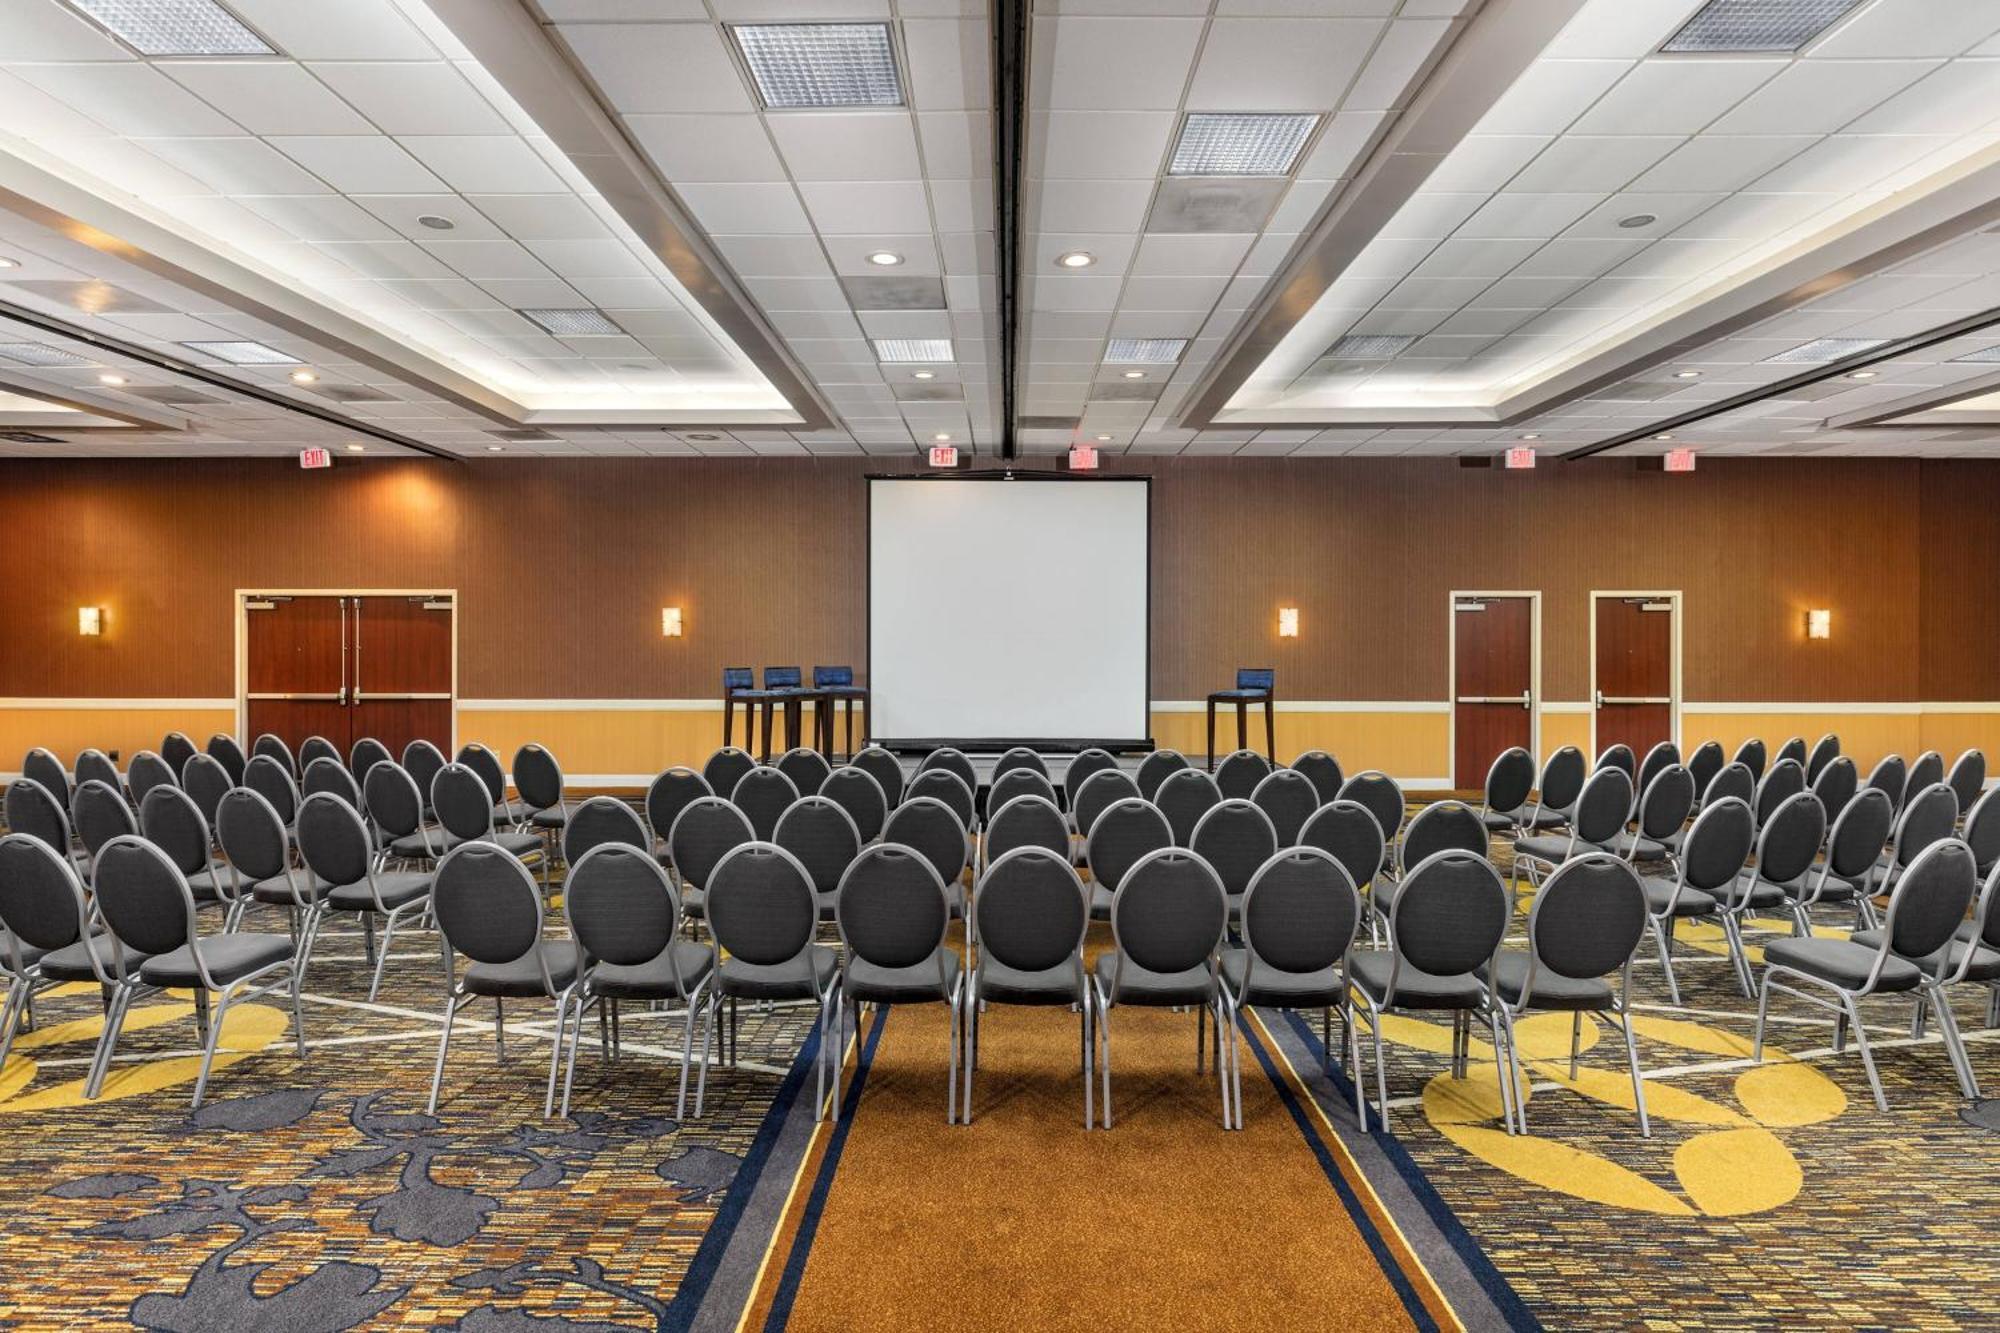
(61, 0, 273, 57)
(1846, 370, 1878, 380)
(1326, 334, 1415, 360)
(933, 433, 952, 443)
(180, 340, 298, 365)
(487, 444, 503, 452)
(867, 251, 904, 267)
(1056, 251, 1096, 269)
(1105, 338, 1188, 364)
(686, 433, 723, 442)
(417, 214, 456, 231)
(1765, 337, 1889, 363)
(289, 369, 317, 384)
(1519, 433, 1541, 440)
(1095, 434, 1113, 442)
(0, 257, 16, 269)
(521, 308, 624, 336)
(1168, 113, 1320, 177)
(1122, 370, 1146, 380)
(1654, 434, 1674, 441)
(1662, 0, 1864, 54)
(97, 373, 127, 385)
(0, 343, 92, 367)
(873, 338, 952, 363)
(912, 370, 935, 380)
(346, 443, 365, 453)
(732, 23, 903, 109)
(1673, 369, 1702, 379)
(1618, 213, 1658, 229)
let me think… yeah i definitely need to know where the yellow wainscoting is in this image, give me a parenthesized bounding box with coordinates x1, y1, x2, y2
(1680, 713, 1923, 774)
(1148, 708, 1449, 783)
(456, 704, 863, 786)
(1539, 709, 1591, 762)
(0, 706, 235, 770)
(1918, 712, 2000, 766)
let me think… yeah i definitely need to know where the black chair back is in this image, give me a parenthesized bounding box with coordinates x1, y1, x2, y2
(432, 763, 497, 843)
(1805, 733, 1840, 784)
(160, 731, 197, 778)
(252, 733, 297, 777)
(708, 843, 815, 966)
(364, 762, 425, 841)
(1397, 799, 1487, 874)
(881, 797, 969, 890)
(139, 784, 211, 878)
(667, 798, 754, 888)
(127, 751, 177, 806)
(985, 795, 1069, 866)
(1072, 769, 1141, 847)
(818, 767, 887, 844)
(1336, 770, 1405, 853)
(837, 844, 949, 971)
(1107, 849, 1226, 984)
(646, 767, 714, 849)
(850, 747, 905, 807)
(561, 797, 648, 865)
(1811, 755, 1858, 824)
(244, 755, 299, 826)
(1298, 799, 1386, 894)
(1731, 737, 1766, 781)
(1482, 747, 1535, 818)
(975, 847, 1086, 976)
(733, 766, 801, 841)
(1063, 749, 1119, 808)
(702, 746, 756, 801)
(1527, 854, 1646, 984)
(350, 737, 393, 784)
(73, 778, 135, 860)
(1239, 848, 1359, 985)
(774, 796, 862, 897)
(434, 843, 544, 967)
(776, 747, 833, 801)
(1083, 798, 1171, 896)
(1190, 799, 1278, 898)
(1155, 767, 1223, 847)
(1135, 750, 1189, 800)
(1386, 850, 1508, 988)
(1251, 767, 1319, 847)
(206, 733, 248, 786)
(1289, 750, 1344, 806)
(514, 743, 564, 814)
(1214, 748, 1272, 801)
(566, 845, 688, 989)
(905, 767, 975, 830)
(5, 778, 71, 853)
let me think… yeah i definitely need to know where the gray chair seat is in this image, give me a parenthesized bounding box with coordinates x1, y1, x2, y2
(1092, 952, 1214, 1006)
(1738, 878, 1794, 909)
(251, 873, 336, 906)
(187, 864, 235, 902)
(1640, 877, 1716, 917)
(680, 886, 706, 920)
(716, 945, 837, 1000)
(529, 808, 566, 830)
(1762, 936, 1923, 992)
(1605, 831, 1670, 862)
(843, 948, 962, 1004)
(1480, 809, 1527, 831)
(589, 942, 714, 999)
(976, 958, 1086, 1005)
(389, 829, 449, 859)
(327, 873, 431, 912)
(1349, 950, 1483, 1010)
(37, 936, 140, 983)
(1851, 929, 2000, 983)
(1219, 948, 1342, 1006)
(0, 929, 48, 973)
(391, 830, 542, 861)
(1513, 835, 1576, 863)
(141, 933, 295, 988)
(464, 940, 581, 997)
(1483, 952, 1612, 1010)
(1781, 875, 1859, 902)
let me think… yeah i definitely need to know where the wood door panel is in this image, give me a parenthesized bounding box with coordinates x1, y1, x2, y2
(348, 699, 451, 765)
(352, 597, 451, 697)
(246, 597, 344, 694)
(1453, 597, 1533, 789)
(1594, 597, 1673, 758)
(1596, 704, 1671, 761)
(247, 699, 350, 758)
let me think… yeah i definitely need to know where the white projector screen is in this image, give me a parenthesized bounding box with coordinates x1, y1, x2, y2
(868, 477, 1151, 749)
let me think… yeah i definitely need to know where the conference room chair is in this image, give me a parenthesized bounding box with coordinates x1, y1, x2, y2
(698, 842, 839, 1120)
(1476, 747, 1537, 835)
(1348, 848, 1512, 1137)
(161, 731, 198, 779)
(850, 746, 906, 808)
(1214, 748, 1274, 801)
(1063, 748, 1120, 811)
(1093, 847, 1235, 1130)
(74, 748, 121, 799)
(1812, 754, 1859, 828)
(812, 666, 868, 760)
(880, 797, 971, 920)
(1732, 737, 1767, 781)
(774, 796, 863, 921)
(1490, 854, 1653, 1138)
(1337, 771, 1407, 874)
(180, 753, 233, 839)
(139, 784, 239, 927)
(1206, 667, 1275, 771)
(127, 750, 177, 808)
(206, 733, 248, 786)
(917, 746, 979, 803)
(1883, 864, 2000, 1042)
(721, 667, 758, 752)
(1863, 753, 1909, 812)
(297, 792, 435, 1003)
(557, 843, 715, 1120)
(777, 747, 834, 803)
(732, 766, 801, 841)
(349, 737, 393, 785)
(904, 766, 975, 832)
(1947, 748, 1987, 818)
(831, 842, 966, 1124)
(1191, 799, 1280, 919)
(1775, 736, 1809, 771)
(1964, 785, 2000, 880)
(1155, 767, 1223, 847)
(1071, 768, 1142, 851)
(0, 833, 132, 1089)
(73, 777, 135, 878)
(456, 743, 524, 827)
(1135, 749, 1189, 800)
(367, 762, 437, 865)
(1289, 749, 1345, 807)
(1609, 765, 1693, 867)
(93, 834, 307, 1109)
(299, 735, 342, 773)
(218, 786, 323, 947)
(1514, 767, 1633, 889)
(1906, 750, 1946, 805)
(21, 748, 70, 818)
(1704, 760, 1756, 810)
(1718, 791, 1827, 996)
(513, 744, 568, 842)
(252, 733, 298, 779)
(1635, 741, 1680, 807)
(1595, 744, 1636, 780)
(701, 747, 756, 802)
(1082, 797, 1172, 920)
(304, 756, 362, 809)
(818, 767, 888, 845)
(244, 755, 301, 833)
(1528, 746, 1587, 832)
(988, 766, 1059, 821)
(1220, 847, 1360, 1087)
(1374, 800, 1488, 928)
(1805, 732, 1841, 784)
(426, 841, 579, 1118)
(965, 845, 1094, 1127)
(1644, 796, 1757, 1007)
(1870, 783, 1961, 902)
(1782, 787, 1894, 938)
(1753, 758, 1807, 828)
(1756, 838, 1979, 1112)
(431, 763, 548, 869)
(1298, 801, 1387, 935)
(6, 778, 84, 872)
(561, 796, 650, 866)
(983, 794, 1070, 872)
(992, 746, 1049, 783)
(1251, 767, 1319, 847)
(403, 740, 448, 817)
(646, 767, 714, 866)
(1686, 740, 1725, 809)
(667, 797, 755, 937)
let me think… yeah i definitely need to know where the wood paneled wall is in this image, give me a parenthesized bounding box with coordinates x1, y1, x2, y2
(0, 454, 1993, 705)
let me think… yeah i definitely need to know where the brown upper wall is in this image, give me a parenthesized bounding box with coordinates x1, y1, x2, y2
(0, 454, 1989, 704)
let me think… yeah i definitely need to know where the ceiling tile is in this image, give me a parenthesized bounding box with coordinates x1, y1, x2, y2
(1047, 16, 1205, 110)
(268, 135, 447, 193)
(310, 62, 510, 136)
(1570, 59, 1784, 136)
(674, 182, 816, 234)
(1035, 110, 1176, 179)
(399, 135, 568, 194)
(557, 22, 754, 113)
(626, 114, 785, 182)
(766, 113, 924, 181)
(796, 180, 934, 233)
(229, 0, 433, 59)
(163, 61, 376, 136)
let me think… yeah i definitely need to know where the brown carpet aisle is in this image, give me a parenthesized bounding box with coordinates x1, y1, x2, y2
(748, 948, 1456, 1332)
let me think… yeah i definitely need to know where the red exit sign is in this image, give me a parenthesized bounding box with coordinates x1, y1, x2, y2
(1503, 446, 1536, 470)
(1068, 444, 1099, 470)
(927, 444, 958, 468)
(298, 447, 331, 469)
(1665, 447, 1697, 473)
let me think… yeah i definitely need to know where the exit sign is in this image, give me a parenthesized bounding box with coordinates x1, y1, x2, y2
(1503, 446, 1536, 470)
(298, 447, 331, 469)
(1665, 447, 1696, 473)
(1068, 444, 1099, 470)
(927, 444, 958, 468)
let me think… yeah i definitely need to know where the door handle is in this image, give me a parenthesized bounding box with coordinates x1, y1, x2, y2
(1521, 688, 1532, 711)
(1599, 695, 1671, 705)
(338, 597, 349, 707)
(352, 597, 362, 706)
(1456, 696, 1523, 705)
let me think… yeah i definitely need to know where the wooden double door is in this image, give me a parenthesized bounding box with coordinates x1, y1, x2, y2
(244, 593, 454, 763)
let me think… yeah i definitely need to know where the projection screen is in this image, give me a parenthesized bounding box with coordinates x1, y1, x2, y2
(867, 476, 1152, 750)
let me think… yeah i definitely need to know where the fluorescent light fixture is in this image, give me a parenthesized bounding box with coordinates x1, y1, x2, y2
(181, 340, 300, 364)
(732, 23, 903, 109)
(1764, 337, 1888, 363)
(521, 308, 624, 336)
(63, 0, 272, 56)
(1169, 113, 1319, 177)
(1952, 346, 2000, 363)
(0, 342, 93, 367)
(1325, 334, 1414, 360)
(1662, 0, 1863, 53)
(873, 338, 952, 363)
(97, 374, 127, 385)
(1104, 338, 1188, 364)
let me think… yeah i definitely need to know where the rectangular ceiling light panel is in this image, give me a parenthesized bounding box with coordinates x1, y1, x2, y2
(873, 338, 953, 363)
(0, 342, 93, 367)
(733, 24, 903, 109)
(1104, 339, 1188, 364)
(1952, 346, 2000, 363)
(521, 308, 625, 336)
(1661, 0, 1865, 53)
(180, 340, 300, 364)
(1763, 337, 1888, 363)
(1169, 114, 1319, 177)
(63, 0, 272, 56)
(1325, 334, 1414, 359)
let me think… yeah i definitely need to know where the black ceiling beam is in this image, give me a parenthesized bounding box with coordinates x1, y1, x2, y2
(993, 0, 1026, 460)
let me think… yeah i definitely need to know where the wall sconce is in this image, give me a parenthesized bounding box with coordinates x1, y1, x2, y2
(661, 606, 683, 638)
(1806, 608, 1830, 640)
(77, 606, 102, 637)
(1278, 607, 1299, 639)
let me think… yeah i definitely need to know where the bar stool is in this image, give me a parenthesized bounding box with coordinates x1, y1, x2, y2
(722, 667, 760, 751)
(814, 665, 869, 761)
(758, 667, 821, 762)
(1206, 668, 1275, 770)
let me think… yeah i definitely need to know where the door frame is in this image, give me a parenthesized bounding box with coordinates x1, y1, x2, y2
(1447, 590, 1541, 790)
(1587, 589, 1681, 760)
(234, 588, 459, 749)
